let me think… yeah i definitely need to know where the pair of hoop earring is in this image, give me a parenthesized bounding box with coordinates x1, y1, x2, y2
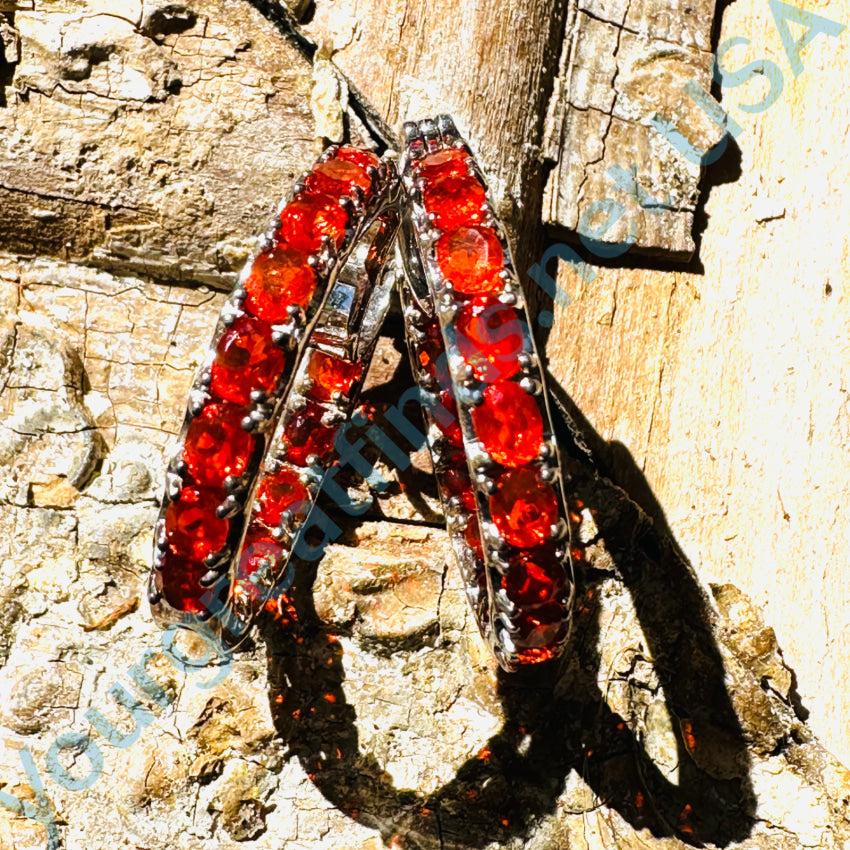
(148, 115, 577, 673)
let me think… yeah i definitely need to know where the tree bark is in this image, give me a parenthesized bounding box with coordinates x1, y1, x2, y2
(1, 1, 849, 849)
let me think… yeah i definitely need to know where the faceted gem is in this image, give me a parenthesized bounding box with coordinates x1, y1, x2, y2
(414, 148, 469, 180)
(183, 402, 255, 487)
(164, 486, 229, 561)
(490, 468, 558, 548)
(439, 453, 476, 511)
(462, 510, 484, 560)
(471, 381, 543, 467)
(503, 546, 566, 608)
(278, 192, 348, 253)
(435, 226, 503, 295)
(422, 174, 486, 230)
(158, 553, 215, 615)
(284, 401, 336, 466)
(307, 351, 363, 401)
(433, 390, 462, 447)
(210, 316, 286, 405)
(417, 320, 451, 389)
(335, 145, 380, 171)
(255, 468, 309, 528)
(234, 528, 284, 602)
(244, 245, 316, 322)
(306, 155, 374, 198)
(455, 296, 523, 382)
(512, 602, 568, 650)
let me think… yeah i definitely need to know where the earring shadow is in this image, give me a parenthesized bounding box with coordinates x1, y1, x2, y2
(259, 376, 755, 848)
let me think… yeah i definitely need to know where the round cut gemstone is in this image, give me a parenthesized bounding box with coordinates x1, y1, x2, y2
(471, 381, 543, 467)
(255, 468, 309, 528)
(490, 468, 558, 548)
(210, 316, 286, 405)
(183, 402, 255, 487)
(244, 245, 316, 322)
(456, 296, 523, 382)
(414, 148, 469, 180)
(234, 528, 284, 602)
(158, 553, 214, 615)
(417, 320, 451, 388)
(335, 145, 380, 171)
(422, 174, 486, 230)
(306, 155, 374, 198)
(462, 510, 484, 559)
(512, 602, 568, 650)
(433, 390, 462, 447)
(307, 351, 363, 401)
(284, 401, 336, 466)
(435, 226, 503, 295)
(164, 486, 229, 561)
(439, 453, 476, 511)
(278, 192, 348, 253)
(503, 546, 566, 608)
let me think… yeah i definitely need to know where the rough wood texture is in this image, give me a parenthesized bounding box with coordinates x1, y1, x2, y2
(547, 0, 850, 774)
(542, 0, 721, 256)
(1, 1, 850, 849)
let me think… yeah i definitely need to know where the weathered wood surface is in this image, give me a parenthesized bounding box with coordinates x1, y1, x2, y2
(1, 1, 850, 849)
(547, 0, 850, 778)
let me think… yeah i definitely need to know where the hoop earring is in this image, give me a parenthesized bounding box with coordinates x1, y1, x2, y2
(148, 146, 399, 637)
(397, 115, 576, 671)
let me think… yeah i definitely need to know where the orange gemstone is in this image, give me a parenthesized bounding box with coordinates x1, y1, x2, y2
(471, 381, 543, 467)
(183, 402, 255, 488)
(306, 156, 373, 198)
(422, 174, 486, 230)
(455, 296, 523, 382)
(278, 192, 348, 253)
(255, 468, 309, 528)
(210, 316, 286, 405)
(244, 246, 316, 322)
(164, 486, 229, 561)
(335, 146, 380, 171)
(490, 468, 558, 548)
(414, 148, 470, 180)
(307, 351, 363, 401)
(435, 226, 503, 295)
(463, 510, 484, 559)
(284, 400, 336, 466)
(433, 390, 463, 447)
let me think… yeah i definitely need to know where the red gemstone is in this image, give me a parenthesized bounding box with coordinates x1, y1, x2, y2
(306, 156, 373, 198)
(414, 148, 469, 180)
(284, 401, 336, 466)
(164, 486, 229, 560)
(455, 296, 523, 382)
(255, 468, 309, 528)
(503, 546, 567, 608)
(433, 390, 462, 447)
(462, 510, 484, 559)
(512, 602, 568, 650)
(439, 454, 476, 511)
(422, 174, 486, 230)
(234, 528, 284, 601)
(471, 381, 543, 467)
(244, 245, 316, 322)
(183, 402, 255, 487)
(417, 320, 451, 388)
(307, 350, 363, 401)
(335, 145, 380, 171)
(278, 192, 348, 253)
(158, 553, 214, 615)
(210, 316, 286, 405)
(435, 226, 503, 295)
(490, 468, 558, 548)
